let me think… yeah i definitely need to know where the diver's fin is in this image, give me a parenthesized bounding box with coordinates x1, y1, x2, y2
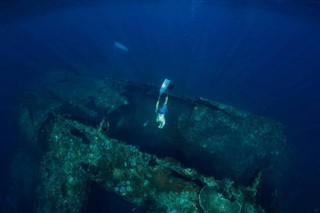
(159, 79, 171, 95)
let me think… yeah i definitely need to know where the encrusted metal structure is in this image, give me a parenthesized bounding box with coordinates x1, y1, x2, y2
(12, 71, 289, 212)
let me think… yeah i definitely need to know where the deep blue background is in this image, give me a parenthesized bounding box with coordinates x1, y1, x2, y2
(1, 1, 319, 212)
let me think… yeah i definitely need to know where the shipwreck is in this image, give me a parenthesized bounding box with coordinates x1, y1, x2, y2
(11, 70, 289, 212)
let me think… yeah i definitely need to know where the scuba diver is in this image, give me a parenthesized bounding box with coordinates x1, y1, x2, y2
(155, 79, 174, 129)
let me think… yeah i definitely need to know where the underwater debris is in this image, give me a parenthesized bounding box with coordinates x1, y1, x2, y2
(12, 71, 289, 212)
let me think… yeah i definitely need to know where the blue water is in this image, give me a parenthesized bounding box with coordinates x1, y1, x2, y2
(1, 1, 319, 212)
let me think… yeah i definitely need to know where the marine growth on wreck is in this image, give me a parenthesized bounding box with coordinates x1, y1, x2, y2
(12, 71, 289, 212)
